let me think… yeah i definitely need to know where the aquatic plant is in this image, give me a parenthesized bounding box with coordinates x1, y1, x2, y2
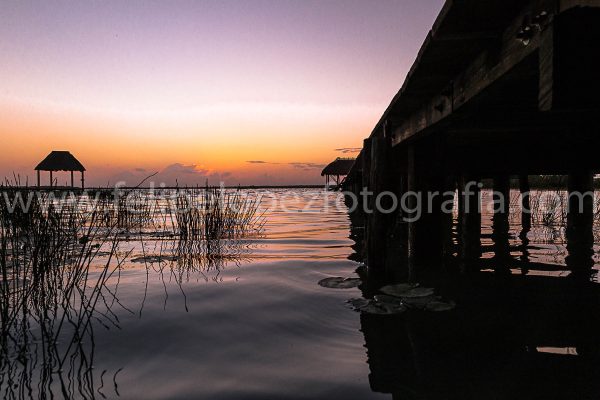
(0, 185, 125, 399)
(175, 186, 265, 241)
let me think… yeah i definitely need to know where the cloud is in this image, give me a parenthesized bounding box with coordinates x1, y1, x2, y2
(288, 162, 326, 171)
(84, 158, 330, 187)
(160, 163, 208, 175)
(245, 160, 283, 165)
(334, 148, 362, 154)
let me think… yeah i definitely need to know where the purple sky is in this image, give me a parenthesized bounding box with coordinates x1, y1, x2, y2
(0, 0, 445, 186)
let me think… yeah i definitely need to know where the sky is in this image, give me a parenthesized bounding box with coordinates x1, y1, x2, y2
(0, 0, 444, 186)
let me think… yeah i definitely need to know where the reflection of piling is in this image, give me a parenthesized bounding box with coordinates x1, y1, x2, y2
(358, 274, 600, 399)
(566, 171, 595, 279)
(360, 314, 417, 396)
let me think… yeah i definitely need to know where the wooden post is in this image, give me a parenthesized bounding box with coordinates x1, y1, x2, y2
(49, 171, 53, 188)
(361, 138, 372, 270)
(81, 171, 85, 189)
(70, 171, 74, 187)
(519, 175, 531, 268)
(367, 135, 391, 276)
(458, 174, 481, 272)
(519, 175, 531, 230)
(441, 175, 456, 260)
(361, 139, 372, 194)
(566, 171, 594, 279)
(36, 170, 40, 187)
(405, 143, 446, 280)
(406, 145, 417, 282)
(492, 175, 511, 269)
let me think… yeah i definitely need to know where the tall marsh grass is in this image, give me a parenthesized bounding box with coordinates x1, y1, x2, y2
(175, 186, 265, 240)
(0, 186, 125, 399)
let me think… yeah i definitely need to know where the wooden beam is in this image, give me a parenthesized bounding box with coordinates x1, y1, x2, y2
(391, 0, 562, 146)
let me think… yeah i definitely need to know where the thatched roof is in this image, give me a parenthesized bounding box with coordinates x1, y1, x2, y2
(321, 158, 355, 176)
(35, 151, 86, 172)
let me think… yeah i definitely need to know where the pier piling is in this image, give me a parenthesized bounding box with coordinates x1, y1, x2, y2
(566, 171, 594, 279)
(458, 175, 481, 272)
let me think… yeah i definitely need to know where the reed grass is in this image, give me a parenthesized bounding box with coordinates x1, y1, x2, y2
(175, 186, 265, 241)
(0, 185, 125, 399)
(0, 183, 264, 397)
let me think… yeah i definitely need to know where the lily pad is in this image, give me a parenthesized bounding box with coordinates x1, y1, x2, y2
(398, 287, 435, 298)
(377, 302, 408, 314)
(130, 255, 178, 263)
(318, 277, 362, 289)
(347, 298, 370, 310)
(425, 300, 456, 312)
(374, 294, 404, 306)
(347, 297, 407, 315)
(358, 302, 390, 314)
(379, 283, 418, 297)
(402, 295, 437, 309)
(359, 301, 407, 315)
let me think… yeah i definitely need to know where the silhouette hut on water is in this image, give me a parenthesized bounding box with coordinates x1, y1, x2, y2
(321, 158, 355, 188)
(35, 151, 86, 189)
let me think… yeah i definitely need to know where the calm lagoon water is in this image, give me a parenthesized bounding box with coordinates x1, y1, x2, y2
(84, 189, 382, 400)
(4, 188, 600, 399)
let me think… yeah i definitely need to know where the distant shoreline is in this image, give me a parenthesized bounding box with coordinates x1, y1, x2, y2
(0, 184, 327, 190)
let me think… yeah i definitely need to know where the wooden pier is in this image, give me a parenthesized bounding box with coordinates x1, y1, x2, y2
(343, 0, 600, 281)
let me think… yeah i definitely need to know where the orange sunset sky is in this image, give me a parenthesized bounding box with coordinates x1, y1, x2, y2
(0, 0, 444, 186)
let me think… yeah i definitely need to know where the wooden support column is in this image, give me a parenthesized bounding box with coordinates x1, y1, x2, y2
(405, 142, 445, 281)
(36, 170, 40, 187)
(70, 171, 74, 187)
(519, 175, 531, 268)
(366, 135, 391, 277)
(566, 171, 594, 279)
(360, 138, 372, 269)
(458, 175, 481, 272)
(492, 175, 511, 269)
(361, 139, 372, 195)
(49, 171, 53, 188)
(406, 145, 418, 282)
(81, 171, 85, 189)
(441, 175, 456, 261)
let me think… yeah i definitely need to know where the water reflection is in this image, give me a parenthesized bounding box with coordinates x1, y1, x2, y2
(348, 189, 600, 399)
(359, 276, 600, 399)
(0, 247, 124, 400)
(132, 236, 256, 282)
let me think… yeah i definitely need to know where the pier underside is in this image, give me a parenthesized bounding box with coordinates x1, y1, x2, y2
(344, 1, 600, 282)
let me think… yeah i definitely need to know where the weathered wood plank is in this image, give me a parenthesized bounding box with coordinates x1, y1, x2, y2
(391, 0, 559, 146)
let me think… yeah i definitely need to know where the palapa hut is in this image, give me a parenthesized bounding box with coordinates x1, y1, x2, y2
(321, 158, 355, 187)
(35, 151, 86, 188)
